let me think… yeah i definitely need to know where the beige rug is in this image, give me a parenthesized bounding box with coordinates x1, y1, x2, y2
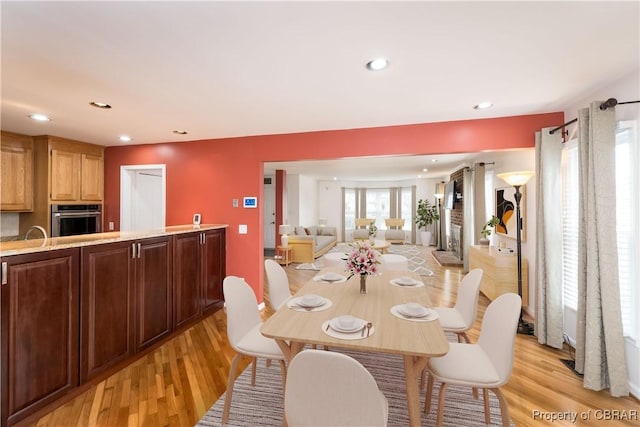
(197, 347, 514, 426)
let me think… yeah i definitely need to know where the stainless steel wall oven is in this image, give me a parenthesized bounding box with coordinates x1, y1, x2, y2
(51, 204, 102, 237)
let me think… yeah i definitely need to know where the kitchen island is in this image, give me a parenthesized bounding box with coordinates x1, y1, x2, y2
(0, 224, 227, 427)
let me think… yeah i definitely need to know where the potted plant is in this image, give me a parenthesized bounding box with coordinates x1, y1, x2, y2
(480, 215, 500, 245)
(415, 199, 439, 246)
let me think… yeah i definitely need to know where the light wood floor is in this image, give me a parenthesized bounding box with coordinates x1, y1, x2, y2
(24, 246, 638, 427)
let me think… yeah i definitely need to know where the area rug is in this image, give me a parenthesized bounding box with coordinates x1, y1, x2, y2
(296, 244, 434, 276)
(197, 348, 514, 426)
(431, 250, 463, 267)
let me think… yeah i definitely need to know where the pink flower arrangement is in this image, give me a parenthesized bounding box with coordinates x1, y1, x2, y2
(345, 241, 381, 277)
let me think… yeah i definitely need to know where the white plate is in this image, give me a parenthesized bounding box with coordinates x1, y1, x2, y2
(319, 272, 345, 282)
(329, 315, 365, 333)
(397, 303, 430, 318)
(297, 294, 325, 308)
(394, 276, 417, 286)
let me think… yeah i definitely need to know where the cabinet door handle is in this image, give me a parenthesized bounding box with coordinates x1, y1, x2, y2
(137, 243, 141, 258)
(132, 243, 136, 259)
(200, 233, 204, 245)
(1, 262, 7, 285)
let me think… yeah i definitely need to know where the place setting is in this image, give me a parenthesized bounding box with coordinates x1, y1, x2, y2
(388, 276, 425, 288)
(313, 271, 348, 283)
(321, 315, 375, 340)
(390, 302, 439, 322)
(286, 293, 332, 312)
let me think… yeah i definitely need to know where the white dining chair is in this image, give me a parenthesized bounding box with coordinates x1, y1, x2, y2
(264, 259, 292, 310)
(435, 268, 483, 343)
(284, 349, 388, 427)
(222, 276, 287, 424)
(424, 293, 521, 427)
(379, 253, 409, 272)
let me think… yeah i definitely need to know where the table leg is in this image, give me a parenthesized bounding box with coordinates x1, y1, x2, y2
(403, 355, 429, 427)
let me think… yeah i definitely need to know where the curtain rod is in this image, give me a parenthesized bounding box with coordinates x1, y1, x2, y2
(548, 98, 640, 135)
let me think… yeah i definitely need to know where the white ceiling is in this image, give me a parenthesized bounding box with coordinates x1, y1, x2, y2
(2, 1, 638, 180)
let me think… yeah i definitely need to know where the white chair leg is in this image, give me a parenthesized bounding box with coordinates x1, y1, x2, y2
(222, 353, 242, 424)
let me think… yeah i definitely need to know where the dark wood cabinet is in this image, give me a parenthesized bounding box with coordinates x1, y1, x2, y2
(1, 249, 79, 427)
(202, 228, 225, 315)
(80, 236, 173, 381)
(173, 232, 202, 328)
(174, 228, 225, 328)
(80, 241, 135, 382)
(134, 236, 173, 351)
(1, 226, 225, 426)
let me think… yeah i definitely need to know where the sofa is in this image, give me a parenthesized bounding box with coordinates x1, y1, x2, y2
(287, 226, 338, 263)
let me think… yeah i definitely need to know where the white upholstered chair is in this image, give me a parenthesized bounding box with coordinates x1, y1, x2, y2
(222, 276, 287, 424)
(384, 218, 405, 244)
(284, 349, 388, 426)
(434, 268, 483, 343)
(379, 253, 409, 272)
(264, 259, 292, 310)
(353, 218, 375, 240)
(424, 293, 521, 427)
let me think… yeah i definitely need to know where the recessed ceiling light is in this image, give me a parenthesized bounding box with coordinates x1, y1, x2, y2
(90, 101, 112, 109)
(473, 101, 493, 110)
(29, 113, 51, 122)
(173, 130, 188, 135)
(119, 135, 132, 142)
(422, 168, 428, 172)
(431, 159, 438, 163)
(366, 58, 389, 71)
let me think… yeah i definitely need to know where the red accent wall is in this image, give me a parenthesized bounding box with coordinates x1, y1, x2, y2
(104, 112, 563, 301)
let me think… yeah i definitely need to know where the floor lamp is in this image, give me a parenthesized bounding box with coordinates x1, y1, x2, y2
(435, 182, 445, 251)
(497, 171, 535, 335)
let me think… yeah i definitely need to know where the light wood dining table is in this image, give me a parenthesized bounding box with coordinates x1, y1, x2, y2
(260, 268, 449, 427)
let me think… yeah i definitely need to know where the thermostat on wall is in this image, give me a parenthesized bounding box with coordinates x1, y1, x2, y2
(243, 197, 258, 208)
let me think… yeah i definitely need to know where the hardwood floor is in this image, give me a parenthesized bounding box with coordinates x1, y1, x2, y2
(24, 246, 638, 427)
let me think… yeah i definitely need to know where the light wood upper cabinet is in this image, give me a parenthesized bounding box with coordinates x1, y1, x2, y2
(50, 149, 81, 201)
(0, 132, 34, 212)
(40, 136, 104, 203)
(80, 153, 103, 201)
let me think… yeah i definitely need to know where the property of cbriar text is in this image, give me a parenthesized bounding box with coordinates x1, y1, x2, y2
(532, 409, 638, 423)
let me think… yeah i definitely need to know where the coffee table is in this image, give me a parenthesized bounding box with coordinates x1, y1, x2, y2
(371, 239, 391, 253)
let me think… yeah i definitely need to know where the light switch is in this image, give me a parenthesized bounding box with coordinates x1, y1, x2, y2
(108, 222, 115, 231)
(239, 224, 247, 234)
(232, 198, 239, 207)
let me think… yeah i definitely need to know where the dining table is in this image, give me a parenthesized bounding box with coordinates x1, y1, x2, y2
(260, 267, 450, 427)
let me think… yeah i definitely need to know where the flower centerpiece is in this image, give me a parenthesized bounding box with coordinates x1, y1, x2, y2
(345, 241, 381, 293)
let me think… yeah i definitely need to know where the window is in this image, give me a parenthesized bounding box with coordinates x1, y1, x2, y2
(561, 121, 638, 341)
(365, 189, 390, 229)
(344, 188, 356, 231)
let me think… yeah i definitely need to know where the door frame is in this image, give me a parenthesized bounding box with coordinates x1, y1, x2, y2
(120, 164, 166, 231)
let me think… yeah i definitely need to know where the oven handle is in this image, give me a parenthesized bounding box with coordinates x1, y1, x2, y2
(53, 212, 102, 217)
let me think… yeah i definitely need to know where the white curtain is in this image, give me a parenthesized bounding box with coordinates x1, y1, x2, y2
(535, 127, 564, 348)
(575, 101, 629, 396)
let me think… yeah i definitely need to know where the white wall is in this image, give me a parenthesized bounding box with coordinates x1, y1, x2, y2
(560, 69, 640, 398)
(298, 175, 317, 225)
(285, 173, 300, 226)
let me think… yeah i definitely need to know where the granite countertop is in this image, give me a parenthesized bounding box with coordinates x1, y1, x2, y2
(0, 224, 228, 257)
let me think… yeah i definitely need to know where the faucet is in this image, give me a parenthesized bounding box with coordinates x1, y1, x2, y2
(25, 225, 48, 240)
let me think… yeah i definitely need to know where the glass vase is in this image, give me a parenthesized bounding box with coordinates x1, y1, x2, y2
(360, 274, 367, 294)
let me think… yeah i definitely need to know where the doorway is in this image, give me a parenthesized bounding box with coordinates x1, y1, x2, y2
(120, 164, 166, 232)
(263, 175, 276, 251)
